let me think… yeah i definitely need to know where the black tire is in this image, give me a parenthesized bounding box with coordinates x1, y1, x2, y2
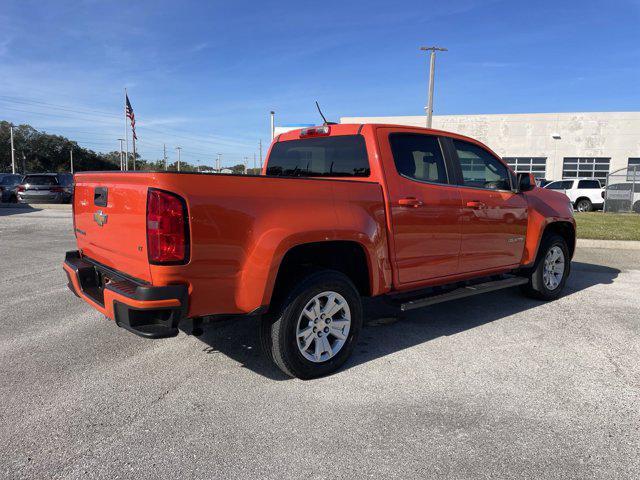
(521, 233, 570, 300)
(260, 270, 363, 379)
(575, 198, 593, 212)
(633, 201, 640, 214)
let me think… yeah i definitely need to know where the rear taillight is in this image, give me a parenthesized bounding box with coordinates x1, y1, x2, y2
(147, 188, 189, 264)
(300, 125, 330, 138)
(17, 185, 25, 192)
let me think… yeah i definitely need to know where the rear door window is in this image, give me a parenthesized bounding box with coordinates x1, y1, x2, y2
(266, 135, 370, 177)
(24, 175, 58, 185)
(388, 133, 448, 184)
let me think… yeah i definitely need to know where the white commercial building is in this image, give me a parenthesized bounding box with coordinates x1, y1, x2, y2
(340, 112, 640, 182)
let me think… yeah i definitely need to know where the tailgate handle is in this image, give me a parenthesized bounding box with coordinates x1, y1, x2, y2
(94, 187, 108, 207)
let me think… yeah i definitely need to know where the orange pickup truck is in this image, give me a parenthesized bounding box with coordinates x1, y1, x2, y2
(63, 123, 575, 378)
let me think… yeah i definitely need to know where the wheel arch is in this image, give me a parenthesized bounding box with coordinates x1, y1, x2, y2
(540, 221, 576, 260)
(266, 240, 372, 313)
(522, 219, 576, 267)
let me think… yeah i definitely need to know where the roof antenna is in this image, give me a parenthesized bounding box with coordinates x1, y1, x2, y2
(315, 101, 337, 125)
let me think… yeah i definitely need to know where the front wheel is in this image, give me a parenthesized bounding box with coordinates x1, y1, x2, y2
(521, 233, 570, 300)
(261, 270, 363, 379)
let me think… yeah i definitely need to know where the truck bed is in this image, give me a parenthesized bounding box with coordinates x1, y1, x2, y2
(73, 171, 389, 316)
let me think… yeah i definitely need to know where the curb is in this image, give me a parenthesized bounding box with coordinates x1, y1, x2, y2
(577, 239, 640, 250)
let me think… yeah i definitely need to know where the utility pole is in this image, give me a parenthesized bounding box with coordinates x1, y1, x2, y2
(9, 123, 16, 174)
(216, 153, 221, 172)
(259, 139, 263, 169)
(176, 146, 182, 172)
(420, 46, 447, 128)
(118, 139, 125, 171)
(70, 149, 74, 174)
(124, 88, 129, 171)
(270, 111, 275, 140)
(163, 144, 167, 170)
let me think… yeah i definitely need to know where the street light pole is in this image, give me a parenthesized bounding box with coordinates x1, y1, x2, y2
(70, 149, 74, 174)
(420, 46, 447, 128)
(176, 146, 182, 172)
(270, 111, 275, 140)
(9, 124, 16, 174)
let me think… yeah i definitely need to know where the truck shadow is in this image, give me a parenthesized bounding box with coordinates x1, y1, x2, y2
(189, 261, 620, 381)
(0, 204, 42, 216)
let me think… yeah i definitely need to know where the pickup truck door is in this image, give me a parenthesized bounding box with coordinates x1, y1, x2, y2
(446, 138, 528, 272)
(376, 129, 463, 285)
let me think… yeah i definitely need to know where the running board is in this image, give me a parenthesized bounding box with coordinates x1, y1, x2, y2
(399, 276, 529, 312)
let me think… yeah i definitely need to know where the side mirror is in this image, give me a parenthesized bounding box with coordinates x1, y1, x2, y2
(517, 173, 535, 192)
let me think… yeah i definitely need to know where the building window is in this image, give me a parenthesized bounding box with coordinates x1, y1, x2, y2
(562, 157, 610, 179)
(504, 157, 547, 179)
(628, 158, 640, 181)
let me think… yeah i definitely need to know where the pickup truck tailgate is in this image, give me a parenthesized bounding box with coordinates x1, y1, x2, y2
(73, 173, 152, 283)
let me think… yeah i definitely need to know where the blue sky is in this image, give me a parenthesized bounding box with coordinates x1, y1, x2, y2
(1, 0, 639, 167)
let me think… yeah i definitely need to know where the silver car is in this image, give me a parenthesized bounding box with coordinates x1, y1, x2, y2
(18, 173, 73, 204)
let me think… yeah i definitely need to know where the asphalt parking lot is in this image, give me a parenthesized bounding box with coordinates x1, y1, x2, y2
(1, 207, 638, 479)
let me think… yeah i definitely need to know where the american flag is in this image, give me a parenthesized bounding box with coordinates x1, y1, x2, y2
(126, 94, 137, 140)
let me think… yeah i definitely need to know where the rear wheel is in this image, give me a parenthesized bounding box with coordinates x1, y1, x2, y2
(575, 198, 593, 212)
(633, 201, 640, 214)
(521, 233, 570, 300)
(261, 270, 362, 379)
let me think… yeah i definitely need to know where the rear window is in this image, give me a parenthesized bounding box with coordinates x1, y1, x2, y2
(266, 135, 370, 177)
(0, 175, 22, 186)
(578, 180, 601, 189)
(24, 175, 59, 185)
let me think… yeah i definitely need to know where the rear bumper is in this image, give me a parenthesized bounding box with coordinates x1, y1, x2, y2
(19, 191, 66, 203)
(63, 250, 188, 338)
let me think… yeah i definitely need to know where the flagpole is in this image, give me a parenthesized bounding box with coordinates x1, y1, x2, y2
(132, 136, 136, 171)
(124, 88, 129, 171)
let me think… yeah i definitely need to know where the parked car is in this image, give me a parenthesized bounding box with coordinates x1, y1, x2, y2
(18, 173, 74, 204)
(0, 174, 24, 203)
(544, 178, 604, 212)
(604, 182, 640, 213)
(63, 124, 575, 379)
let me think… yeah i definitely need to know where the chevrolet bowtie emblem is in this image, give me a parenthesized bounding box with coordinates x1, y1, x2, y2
(93, 210, 108, 227)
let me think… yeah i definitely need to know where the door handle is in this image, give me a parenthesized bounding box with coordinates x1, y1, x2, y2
(466, 201, 487, 209)
(398, 197, 424, 208)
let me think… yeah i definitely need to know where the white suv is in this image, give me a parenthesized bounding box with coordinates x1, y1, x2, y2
(544, 178, 604, 212)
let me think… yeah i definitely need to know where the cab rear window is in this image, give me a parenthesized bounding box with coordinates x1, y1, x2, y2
(266, 135, 370, 177)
